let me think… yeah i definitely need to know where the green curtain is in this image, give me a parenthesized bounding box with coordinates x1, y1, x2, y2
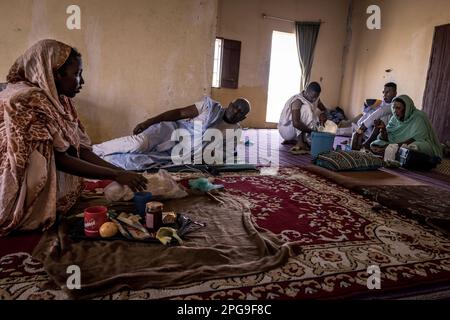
(295, 22, 321, 90)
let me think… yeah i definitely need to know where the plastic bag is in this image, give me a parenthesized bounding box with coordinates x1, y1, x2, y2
(104, 169, 188, 202)
(188, 177, 224, 192)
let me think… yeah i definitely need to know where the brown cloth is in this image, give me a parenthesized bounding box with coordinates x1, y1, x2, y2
(33, 192, 291, 299)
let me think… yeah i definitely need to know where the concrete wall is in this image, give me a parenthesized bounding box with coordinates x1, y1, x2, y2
(2, 0, 445, 134)
(0, 0, 218, 142)
(340, 0, 450, 118)
(212, 0, 351, 128)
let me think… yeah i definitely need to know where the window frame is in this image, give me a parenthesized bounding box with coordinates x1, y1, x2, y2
(212, 37, 241, 89)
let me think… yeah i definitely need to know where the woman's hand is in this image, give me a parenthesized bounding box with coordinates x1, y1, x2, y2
(133, 121, 150, 135)
(397, 139, 415, 149)
(114, 171, 148, 192)
(374, 119, 386, 130)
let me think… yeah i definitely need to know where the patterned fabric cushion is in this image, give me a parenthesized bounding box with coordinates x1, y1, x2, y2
(314, 150, 385, 171)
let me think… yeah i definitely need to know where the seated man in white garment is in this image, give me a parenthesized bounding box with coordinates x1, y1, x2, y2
(351, 82, 397, 150)
(278, 82, 327, 153)
(93, 96, 251, 170)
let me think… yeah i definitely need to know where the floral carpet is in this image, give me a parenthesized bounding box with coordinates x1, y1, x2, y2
(1, 168, 450, 299)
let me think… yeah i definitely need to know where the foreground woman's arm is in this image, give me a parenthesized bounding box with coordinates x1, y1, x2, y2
(54, 150, 147, 192)
(79, 147, 123, 171)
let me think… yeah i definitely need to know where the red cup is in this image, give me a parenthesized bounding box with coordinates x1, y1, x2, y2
(84, 206, 108, 237)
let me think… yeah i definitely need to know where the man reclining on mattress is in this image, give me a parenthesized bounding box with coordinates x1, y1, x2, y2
(93, 96, 251, 170)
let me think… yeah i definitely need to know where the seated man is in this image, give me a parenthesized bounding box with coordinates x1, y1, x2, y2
(93, 96, 251, 169)
(351, 82, 397, 150)
(278, 82, 327, 152)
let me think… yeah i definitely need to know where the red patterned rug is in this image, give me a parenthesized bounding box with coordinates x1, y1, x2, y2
(1, 168, 450, 299)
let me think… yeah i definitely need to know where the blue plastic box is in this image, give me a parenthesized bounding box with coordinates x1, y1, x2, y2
(311, 132, 336, 158)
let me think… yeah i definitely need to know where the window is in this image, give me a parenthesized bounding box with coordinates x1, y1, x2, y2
(212, 39, 223, 88)
(212, 38, 241, 89)
(266, 31, 302, 123)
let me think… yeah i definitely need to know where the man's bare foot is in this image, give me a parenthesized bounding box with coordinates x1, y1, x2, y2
(351, 133, 363, 151)
(305, 141, 311, 150)
(282, 140, 297, 145)
(290, 146, 309, 155)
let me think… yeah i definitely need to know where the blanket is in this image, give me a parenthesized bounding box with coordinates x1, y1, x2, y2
(32, 192, 290, 299)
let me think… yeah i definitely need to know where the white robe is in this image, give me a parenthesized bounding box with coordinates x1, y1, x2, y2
(278, 91, 322, 141)
(356, 100, 393, 139)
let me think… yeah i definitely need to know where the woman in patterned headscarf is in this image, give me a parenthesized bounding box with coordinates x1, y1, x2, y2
(0, 39, 147, 236)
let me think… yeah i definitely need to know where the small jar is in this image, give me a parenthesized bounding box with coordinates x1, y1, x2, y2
(145, 201, 163, 232)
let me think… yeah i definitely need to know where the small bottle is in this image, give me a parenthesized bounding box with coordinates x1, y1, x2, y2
(145, 201, 163, 232)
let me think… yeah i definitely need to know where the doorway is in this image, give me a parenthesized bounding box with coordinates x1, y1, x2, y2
(422, 24, 450, 143)
(265, 31, 302, 123)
